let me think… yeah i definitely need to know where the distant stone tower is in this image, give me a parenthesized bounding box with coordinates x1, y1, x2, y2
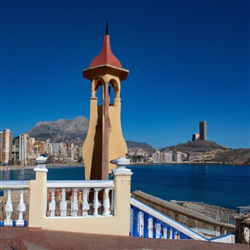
(82, 23, 129, 180)
(199, 121, 207, 140)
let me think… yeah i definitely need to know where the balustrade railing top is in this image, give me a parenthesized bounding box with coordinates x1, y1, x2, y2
(47, 180, 114, 188)
(0, 180, 29, 190)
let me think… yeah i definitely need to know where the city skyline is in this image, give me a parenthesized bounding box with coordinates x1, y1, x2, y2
(1, 0, 249, 149)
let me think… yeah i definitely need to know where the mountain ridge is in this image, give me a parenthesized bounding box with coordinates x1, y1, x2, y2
(27, 116, 89, 143)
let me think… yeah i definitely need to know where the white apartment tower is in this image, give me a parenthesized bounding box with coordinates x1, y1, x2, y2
(19, 134, 28, 166)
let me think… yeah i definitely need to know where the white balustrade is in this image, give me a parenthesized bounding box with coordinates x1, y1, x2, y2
(162, 227, 167, 239)
(103, 188, 111, 216)
(60, 188, 67, 216)
(46, 180, 114, 218)
(82, 188, 90, 216)
(155, 223, 161, 238)
(4, 190, 13, 225)
(16, 190, 26, 225)
(49, 189, 56, 217)
(0, 181, 29, 227)
(93, 188, 102, 216)
(148, 217, 153, 238)
(137, 211, 144, 237)
(169, 229, 173, 239)
(71, 189, 79, 216)
(131, 198, 208, 241)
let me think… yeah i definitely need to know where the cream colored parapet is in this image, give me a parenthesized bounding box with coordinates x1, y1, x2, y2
(29, 156, 48, 227)
(28, 157, 133, 236)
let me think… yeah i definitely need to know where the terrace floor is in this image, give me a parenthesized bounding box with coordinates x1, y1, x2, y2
(1, 227, 250, 250)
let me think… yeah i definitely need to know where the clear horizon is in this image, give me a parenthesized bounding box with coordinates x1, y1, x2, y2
(1, 0, 249, 149)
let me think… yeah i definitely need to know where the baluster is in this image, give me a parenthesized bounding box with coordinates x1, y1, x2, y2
(155, 223, 161, 238)
(17, 190, 26, 225)
(137, 211, 144, 237)
(82, 188, 90, 217)
(148, 217, 153, 238)
(169, 229, 173, 239)
(4, 189, 13, 225)
(71, 188, 78, 216)
(103, 188, 111, 216)
(162, 226, 167, 239)
(49, 189, 56, 217)
(93, 188, 102, 216)
(60, 188, 67, 216)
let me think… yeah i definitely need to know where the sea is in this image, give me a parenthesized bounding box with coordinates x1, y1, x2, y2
(1, 164, 250, 211)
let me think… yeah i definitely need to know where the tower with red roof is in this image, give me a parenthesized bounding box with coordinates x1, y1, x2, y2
(82, 23, 129, 180)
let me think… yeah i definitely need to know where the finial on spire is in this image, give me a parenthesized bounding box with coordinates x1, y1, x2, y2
(105, 20, 109, 35)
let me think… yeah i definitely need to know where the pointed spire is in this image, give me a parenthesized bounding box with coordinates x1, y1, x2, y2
(105, 20, 109, 35)
(88, 21, 122, 69)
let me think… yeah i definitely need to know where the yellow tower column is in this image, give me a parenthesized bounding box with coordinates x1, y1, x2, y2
(82, 24, 129, 180)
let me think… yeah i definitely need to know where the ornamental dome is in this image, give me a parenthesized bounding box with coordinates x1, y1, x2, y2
(89, 24, 122, 69)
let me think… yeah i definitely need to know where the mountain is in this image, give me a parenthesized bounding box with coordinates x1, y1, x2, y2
(27, 116, 89, 143)
(27, 117, 155, 150)
(126, 141, 154, 150)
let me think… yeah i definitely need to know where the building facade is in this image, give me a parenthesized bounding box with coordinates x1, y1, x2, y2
(1, 129, 13, 165)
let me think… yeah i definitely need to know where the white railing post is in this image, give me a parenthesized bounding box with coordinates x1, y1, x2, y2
(162, 227, 168, 239)
(60, 188, 67, 216)
(137, 211, 144, 237)
(82, 188, 90, 217)
(103, 188, 111, 216)
(71, 188, 78, 216)
(4, 189, 13, 225)
(16, 190, 26, 225)
(49, 189, 56, 217)
(148, 217, 153, 238)
(93, 188, 102, 216)
(155, 223, 161, 238)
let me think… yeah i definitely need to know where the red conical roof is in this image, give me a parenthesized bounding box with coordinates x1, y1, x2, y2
(89, 34, 122, 69)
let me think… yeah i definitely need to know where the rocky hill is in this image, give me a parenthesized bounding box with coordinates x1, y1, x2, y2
(161, 140, 227, 153)
(161, 140, 249, 165)
(27, 116, 89, 143)
(126, 141, 154, 152)
(211, 148, 250, 165)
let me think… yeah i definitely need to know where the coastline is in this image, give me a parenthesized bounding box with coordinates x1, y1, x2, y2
(0, 163, 84, 171)
(1, 161, 249, 172)
(130, 162, 250, 167)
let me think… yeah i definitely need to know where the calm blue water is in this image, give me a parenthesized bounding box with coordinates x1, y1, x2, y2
(1, 164, 249, 210)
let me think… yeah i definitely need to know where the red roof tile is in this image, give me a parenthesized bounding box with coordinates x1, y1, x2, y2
(89, 34, 122, 69)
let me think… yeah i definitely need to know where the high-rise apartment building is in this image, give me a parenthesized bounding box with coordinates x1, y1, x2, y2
(19, 133, 28, 166)
(199, 121, 207, 140)
(1, 129, 13, 165)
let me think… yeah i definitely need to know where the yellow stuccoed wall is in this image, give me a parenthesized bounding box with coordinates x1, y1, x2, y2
(28, 169, 132, 236)
(82, 73, 127, 180)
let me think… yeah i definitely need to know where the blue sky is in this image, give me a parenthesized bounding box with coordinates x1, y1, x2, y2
(1, 0, 249, 149)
